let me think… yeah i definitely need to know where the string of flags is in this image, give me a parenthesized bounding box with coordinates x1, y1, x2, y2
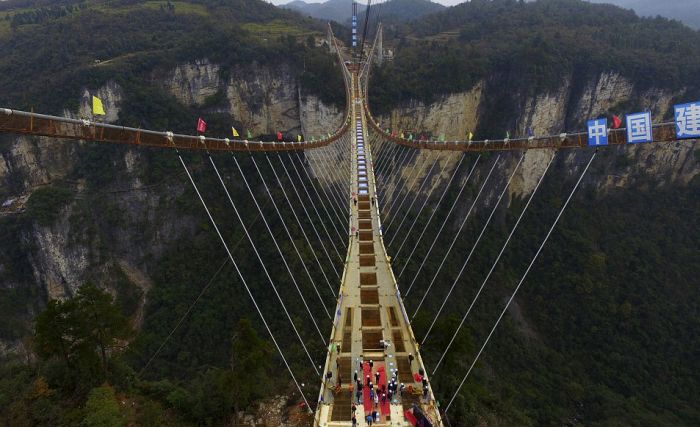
(90, 94, 339, 143)
(90, 92, 700, 146)
(379, 100, 700, 146)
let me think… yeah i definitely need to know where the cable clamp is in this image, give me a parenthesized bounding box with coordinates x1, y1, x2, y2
(224, 138, 230, 146)
(81, 119, 91, 127)
(199, 135, 206, 146)
(559, 133, 567, 141)
(165, 131, 174, 145)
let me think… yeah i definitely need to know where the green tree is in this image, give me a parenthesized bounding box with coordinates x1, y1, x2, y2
(229, 319, 273, 422)
(75, 284, 133, 378)
(34, 284, 133, 382)
(82, 384, 126, 427)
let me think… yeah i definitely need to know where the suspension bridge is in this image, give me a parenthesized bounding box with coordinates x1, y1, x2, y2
(0, 17, 697, 427)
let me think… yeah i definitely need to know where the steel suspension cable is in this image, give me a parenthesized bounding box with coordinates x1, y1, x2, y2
(277, 153, 344, 268)
(176, 152, 312, 409)
(374, 140, 403, 190)
(405, 155, 500, 297)
(444, 151, 597, 413)
(379, 145, 413, 207)
(412, 154, 525, 319)
(424, 152, 555, 347)
(244, 153, 333, 319)
(383, 150, 434, 225)
(303, 149, 350, 232)
(265, 153, 339, 296)
(395, 154, 468, 267)
(387, 152, 446, 247)
(275, 154, 343, 275)
(289, 153, 347, 249)
(208, 155, 321, 373)
(376, 142, 409, 202)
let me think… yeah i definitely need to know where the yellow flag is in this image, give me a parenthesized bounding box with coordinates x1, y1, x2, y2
(92, 96, 105, 116)
(297, 134, 302, 142)
(400, 132, 405, 138)
(468, 131, 473, 141)
(232, 127, 240, 137)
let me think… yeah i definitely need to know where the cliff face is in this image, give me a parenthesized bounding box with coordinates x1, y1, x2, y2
(161, 59, 344, 137)
(374, 71, 699, 203)
(0, 61, 344, 355)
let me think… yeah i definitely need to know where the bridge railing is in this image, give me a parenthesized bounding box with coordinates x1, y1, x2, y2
(0, 108, 351, 152)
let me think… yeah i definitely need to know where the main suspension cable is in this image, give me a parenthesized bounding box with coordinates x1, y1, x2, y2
(444, 151, 597, 413)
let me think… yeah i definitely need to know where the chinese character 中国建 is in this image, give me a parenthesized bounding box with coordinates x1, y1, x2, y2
(587, 119, 608, 146)
(675, 102, 700, 139)
(626, 112, 653, 144)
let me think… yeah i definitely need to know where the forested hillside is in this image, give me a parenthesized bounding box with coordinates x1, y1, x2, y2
(0, 0, 344, 424)
(0, 0, 697, 425)
(365, 0, 700, 425)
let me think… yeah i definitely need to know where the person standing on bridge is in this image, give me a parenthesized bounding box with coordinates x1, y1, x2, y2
(369, 359, 374, 370)
(366, 413, 373, 426)
(354, 370, 358, 383)
(375, 371, 380, 385)
(408, 353, 414, 366)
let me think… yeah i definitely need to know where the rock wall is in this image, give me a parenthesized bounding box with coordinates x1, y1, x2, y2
(374, 71, 698, 202)
(0, 60, 346, 354)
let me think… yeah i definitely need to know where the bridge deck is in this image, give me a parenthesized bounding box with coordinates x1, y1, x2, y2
(314, 73, 442, 427)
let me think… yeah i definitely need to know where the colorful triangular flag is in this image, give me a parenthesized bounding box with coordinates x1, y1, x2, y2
(297, 134, 302, 142)
(197, 117, 207, 133)
(246, 129, 252, 139)
(612, 114, 622, 129)
(232, 127, 240, 137)
(92, 96, 105, 116)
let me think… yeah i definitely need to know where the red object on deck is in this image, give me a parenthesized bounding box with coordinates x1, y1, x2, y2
(363, 362, 373, 413)
(405, 409, 418, 425)
(378, 366, 390, 415)
(413, 373, 423, 383)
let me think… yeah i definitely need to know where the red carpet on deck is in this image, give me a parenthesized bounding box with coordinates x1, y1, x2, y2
(378, 366, 390, 415)
(405, 409, 418, 425)
(362, 362, 373, 413)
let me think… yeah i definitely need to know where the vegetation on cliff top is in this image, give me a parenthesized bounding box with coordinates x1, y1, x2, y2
(370, 0, 700, 115)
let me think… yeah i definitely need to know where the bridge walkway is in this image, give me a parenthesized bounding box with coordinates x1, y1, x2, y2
(314, 72, 443, 427)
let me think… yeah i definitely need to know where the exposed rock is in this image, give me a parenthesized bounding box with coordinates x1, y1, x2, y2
(164, 59, 221, 106)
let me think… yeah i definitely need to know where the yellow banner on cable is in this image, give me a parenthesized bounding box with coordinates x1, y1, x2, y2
(232, 127, 240, 137)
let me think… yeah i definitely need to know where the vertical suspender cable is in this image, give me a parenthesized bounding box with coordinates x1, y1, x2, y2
(444, 151, 597, 413)
(384, 151, 438, 234)
(226, 153, 331, 330)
